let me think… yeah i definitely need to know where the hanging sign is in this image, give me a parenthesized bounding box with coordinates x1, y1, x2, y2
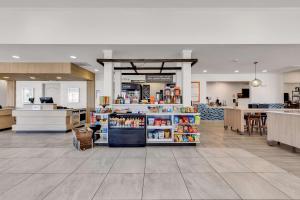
(146, 75, 173, 83)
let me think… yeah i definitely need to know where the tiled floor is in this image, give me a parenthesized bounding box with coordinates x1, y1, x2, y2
(0, 121, 300, 199)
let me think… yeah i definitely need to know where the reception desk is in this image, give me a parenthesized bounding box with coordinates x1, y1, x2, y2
(267, 111, 300, 149)
(0, 108, 14, 130)
(12, 109, 73, 132)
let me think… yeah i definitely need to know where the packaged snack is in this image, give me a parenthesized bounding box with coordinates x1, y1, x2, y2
(161, 119, 167, 126)
(188, 126, 194, 133)
(195, 115, 201, 125)
(182, 135, 188, 142)
(164, 129, 171, 138)
(158, 130, 165, 139)
(174, 116, 179, 124)
(183, 125, 189, 133)
(182, 117, 189, 124)
(148, 117, 155, 126)
(188, 135, 194, 142)
(167, 120, 171, 126)
(188, 116, 195, 124)
(154, 119, 162, 126)
(177, 125, 184, 133)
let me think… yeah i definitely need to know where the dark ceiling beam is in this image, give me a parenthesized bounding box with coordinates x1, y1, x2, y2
(122, 73, 175, 76)
(114, 67, 181, 70)
(130, 62, 138, 74)
(97, 58, 198, 67)
(160, 62, 165, 73)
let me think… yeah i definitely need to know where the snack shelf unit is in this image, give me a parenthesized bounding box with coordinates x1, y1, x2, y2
(146, 113, 200, 146)
(91, 111, 200, 146)
(90, 113, 110, 145)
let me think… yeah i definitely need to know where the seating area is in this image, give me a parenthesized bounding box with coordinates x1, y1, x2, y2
(244, 113, 268, 135)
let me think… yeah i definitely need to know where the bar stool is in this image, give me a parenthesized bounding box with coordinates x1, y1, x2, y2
(244, 113, 251, 133)
(260, 113, 267, 134)
(248, 113, 262, 136)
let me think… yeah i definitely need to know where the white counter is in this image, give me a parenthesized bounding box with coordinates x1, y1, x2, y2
(12, 109, 73, 132)
(267, 111, 300, 148)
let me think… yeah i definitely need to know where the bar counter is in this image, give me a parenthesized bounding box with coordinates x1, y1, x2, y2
(267, 111, 300, 149)
(224, 107, 300, 133)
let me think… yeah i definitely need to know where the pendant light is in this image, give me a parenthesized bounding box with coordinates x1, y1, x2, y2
(251, 61, 262, 87)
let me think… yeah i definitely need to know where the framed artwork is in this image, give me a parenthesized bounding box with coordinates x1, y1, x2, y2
(192, 81, 200, 103)
(68, 88, 80, 103)
(23, 88, 34, 104)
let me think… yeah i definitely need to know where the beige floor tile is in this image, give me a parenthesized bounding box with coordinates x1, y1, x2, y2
(75, 157, 115, 173)
(224, 148, 258, 158)
(93, 173, 143, 200)
(183, 172, 240, 199)
(44, 173, 105, 200)
(5, 158, 54, 173)
(146, 147, 174, 158)
(259, 172, 300, 199)
(0, 173, 67, 200)
(145, 158, 179, 173)
(143, 173, 190, 199)
(89, 148, 121, 159)
(119, 148, 146, 158)
(221, 172, 289, 199)
(110, 158, 145, 173)
(197, 148, 230, 158)
(172, 147, 202, 158)
(206, 157, 251, 173)
(236, 157, 287, 173)
(176, 158, 214, 173)
(0, 173, 31, 194)
(39, 158, 85, 173)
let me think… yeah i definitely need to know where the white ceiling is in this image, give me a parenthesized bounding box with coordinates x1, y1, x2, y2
(0, 0, 300, 8)
(1, 44, 300, 74)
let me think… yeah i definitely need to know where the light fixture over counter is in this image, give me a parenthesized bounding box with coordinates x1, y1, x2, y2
(251, 61, 262, 87)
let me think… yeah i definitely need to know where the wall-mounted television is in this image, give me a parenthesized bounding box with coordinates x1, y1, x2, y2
(241, 89, 250, 98)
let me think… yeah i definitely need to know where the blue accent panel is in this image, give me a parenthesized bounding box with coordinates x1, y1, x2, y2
(268, 104, 284, 109)
(197, 103, 284, 120)
(198, 104, 224, 120)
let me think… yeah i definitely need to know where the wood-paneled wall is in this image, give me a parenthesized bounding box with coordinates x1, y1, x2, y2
(6, 80, 16, 107)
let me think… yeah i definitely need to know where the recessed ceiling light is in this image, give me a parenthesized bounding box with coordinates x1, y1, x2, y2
(12, 55, 20, 59)
(203, 70, 207, 73)
(94, 69, 99, 72)
(262, 69, 268, 73)
(234, 70, 239, 73)
(3, 76, 9, 79)
(56, 76, 62, 80)
(70, 55, 77, 59)
(29, 76, 36, 80)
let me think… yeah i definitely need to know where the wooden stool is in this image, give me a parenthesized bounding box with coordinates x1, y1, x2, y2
(260, 113, 267, 134)
(248, 113, 262, 136)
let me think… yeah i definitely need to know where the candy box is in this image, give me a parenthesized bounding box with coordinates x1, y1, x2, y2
(188, 116, 195, 124)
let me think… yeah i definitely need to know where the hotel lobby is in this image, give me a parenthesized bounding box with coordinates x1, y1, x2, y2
(1, 1, 300, 200)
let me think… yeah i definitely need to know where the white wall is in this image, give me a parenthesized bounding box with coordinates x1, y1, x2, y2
(16, 81, 87, 108)
(192, 73, 284, 104)
(0, 80, 7, 106)
(207, 82, 249, 106)
(1, 8, 300, 44)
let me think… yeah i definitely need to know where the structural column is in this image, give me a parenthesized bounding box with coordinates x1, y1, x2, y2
(103, 50, 113, 103)
(176, 70, 182, 89)
(114, 71, 122, 99)
(182, 50, 192, 106)
(6, 80, 16, 107)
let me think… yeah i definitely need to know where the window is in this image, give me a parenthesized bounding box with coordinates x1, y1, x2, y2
(23, 88, 34, 104)
(68, 88, 80, 103)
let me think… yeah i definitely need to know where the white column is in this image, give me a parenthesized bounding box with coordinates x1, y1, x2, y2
(176, 70, 182, 88)
(182, 50, 192, 106)
(103, 50, 113, 103)
(114, 71, 122, 99)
